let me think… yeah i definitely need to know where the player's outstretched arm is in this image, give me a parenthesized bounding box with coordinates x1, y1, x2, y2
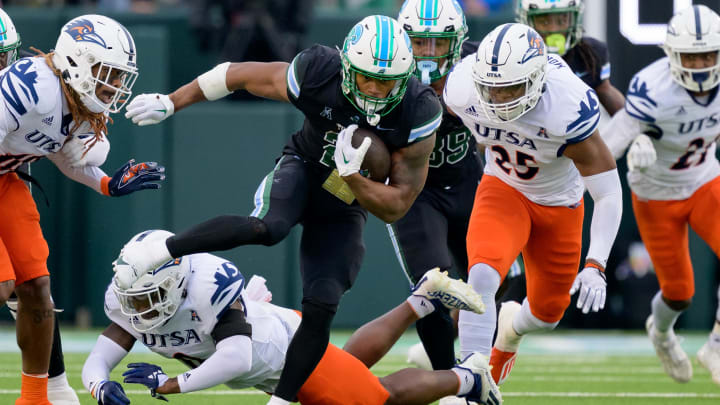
(125, 61, 290, 126)
(341, 134, 435, 223)
(82, 323, 135, 405)
(564, 132, 622, 314)
(599, 108, 648, 159)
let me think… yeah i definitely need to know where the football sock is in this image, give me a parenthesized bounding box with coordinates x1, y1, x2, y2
(273, 300, 336, 401)
(47, 372, 69, 390)
(459, 263, 500, 358)
(651, 291, 681, 336)
(416, 309, 456, 369)
(513, 299, 559, 336)
(406, 295, 435, 318)
(48, 318, 65, 378)
(167, 215, 269, 257)
(451, 366, 474, 396)
(19, 372, 49, 402)
(708, 321, 720, 349)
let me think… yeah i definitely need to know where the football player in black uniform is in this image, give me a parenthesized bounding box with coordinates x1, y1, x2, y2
(121, 15, 442, 405)
(517, 0, 625, 114)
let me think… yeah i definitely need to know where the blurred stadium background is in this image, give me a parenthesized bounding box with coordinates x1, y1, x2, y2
(0, 0, 718, 335)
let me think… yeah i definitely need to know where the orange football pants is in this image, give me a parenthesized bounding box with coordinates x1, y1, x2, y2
(466, 175, 584, 323)
(632, 176, 720, 301)
(297, 343, 390, 405)
(0, 173, 50, 285)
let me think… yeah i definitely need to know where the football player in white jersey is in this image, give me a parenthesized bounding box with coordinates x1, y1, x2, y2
(443, 23, 622, 385)
(82, 230, 501, 405)
(0, 15, 164, 405)
(601, 5, 720, 386)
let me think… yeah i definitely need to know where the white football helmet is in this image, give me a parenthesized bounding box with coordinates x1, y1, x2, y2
(341, 15, 415, 125)
(398, 0, 467, 85)
(472, 23, 547, 123)
(112, 230, 188, 332)
(663, 5, 720, 93)
(516, 0, 584, 56)
(52, 14, 138, 114)
(0, 9, 21, 69)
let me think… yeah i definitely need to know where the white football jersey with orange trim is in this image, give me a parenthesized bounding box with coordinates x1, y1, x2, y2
(444, 54, 600, 206)
(620, 57, 720, 200)
(105, 253, 301, 393)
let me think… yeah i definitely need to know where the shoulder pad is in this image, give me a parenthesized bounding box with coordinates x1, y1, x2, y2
(624, 59, 668, 123)
(0, 58, 60, 116)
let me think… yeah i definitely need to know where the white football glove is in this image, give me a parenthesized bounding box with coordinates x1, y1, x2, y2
(113, 237, 173, 289)
(333, 124, 371, 177)
(569, 266, 607, 314)
(124, 93, 175, 126)
(627, 134, 656, 171)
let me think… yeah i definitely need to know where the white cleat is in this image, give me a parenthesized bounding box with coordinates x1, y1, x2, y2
(439, 395, 476, 405)
(406, 342, 433, 371)
(697, 341, 720, 386)
(646, 315, 692, 383)
(455, 352, 502, 405)
(411, 268, 485, 314)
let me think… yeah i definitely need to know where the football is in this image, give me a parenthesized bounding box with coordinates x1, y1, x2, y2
(352, 127, 391, 182)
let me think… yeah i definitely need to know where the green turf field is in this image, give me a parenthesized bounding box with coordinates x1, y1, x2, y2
(1, 331, 720, 404)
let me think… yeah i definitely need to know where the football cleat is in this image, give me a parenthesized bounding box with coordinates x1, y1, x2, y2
(406, 342, 433, 371)
(439, 396, 476, 405)
(411, 268, 485, 314)
(455, 352, 502, 405)
(646, 315, 692, 383)
(697, 341, 720, 386)
(490, 301, 523, 385)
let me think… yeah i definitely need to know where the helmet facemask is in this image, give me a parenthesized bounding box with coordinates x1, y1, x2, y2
(519, 3, 583, 56)
(407, 30, 466, 84)
(665, 49, 720, 93)
(113, 258, 187, 333)
(82, 61, 138, 114)
(341, 48, 413, 125)
(0, 43, 20, 70)
(474, 68, 545, 123)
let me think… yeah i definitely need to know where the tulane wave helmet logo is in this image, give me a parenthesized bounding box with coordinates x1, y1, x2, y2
(64, 19, 107, 48)
(350, 23, 363, 45)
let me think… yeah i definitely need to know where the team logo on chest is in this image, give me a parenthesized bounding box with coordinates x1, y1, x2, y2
(320, 106, 333, 120)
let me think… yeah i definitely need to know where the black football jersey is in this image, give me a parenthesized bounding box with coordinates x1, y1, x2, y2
(564, 37, 611, 90)
(426, 41, 480, 187)
(283, 45, 442, 172)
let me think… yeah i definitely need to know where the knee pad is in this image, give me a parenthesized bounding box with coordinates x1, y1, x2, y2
(303, 278, 347, 307)
(299, 299, 338, 337)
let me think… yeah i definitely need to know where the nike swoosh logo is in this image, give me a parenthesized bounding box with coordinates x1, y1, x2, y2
(342, 151, 350, 164)
(155, 109, 167, 114)
(575, 71, 589, 78)
(375, 126, 394, 131)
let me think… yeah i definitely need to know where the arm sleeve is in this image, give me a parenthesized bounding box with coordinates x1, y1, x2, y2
(599, 108, 646, 159)
(82, 334, 129, 398)
(47, 151, 109, 194)
(583, 169, 623, 269)
(177, 334, 252, 393)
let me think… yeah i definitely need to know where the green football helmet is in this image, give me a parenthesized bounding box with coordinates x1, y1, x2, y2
(341, 15, 415, 125)
(0, 9, 21, 69)
(516, 0, 584, 56)
(398, 0, 468, 85)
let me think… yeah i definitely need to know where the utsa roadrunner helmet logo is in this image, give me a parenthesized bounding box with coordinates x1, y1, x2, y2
(521, 29, 545, 64)
(64, 19, 107, 48)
